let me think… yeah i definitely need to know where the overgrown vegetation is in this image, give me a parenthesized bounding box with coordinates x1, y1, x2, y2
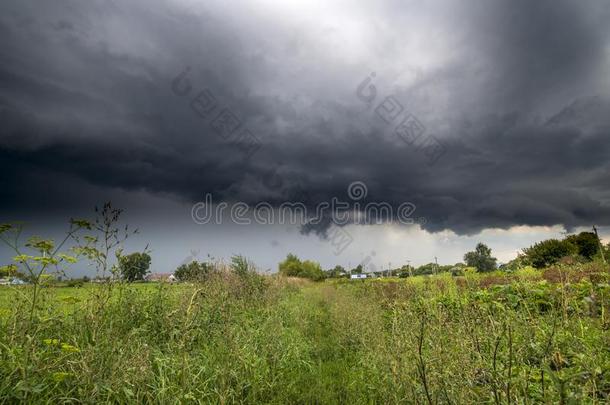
(0, 209, 609, 403)
(523, 231, 607, 269)
(0, 265, 608, 403)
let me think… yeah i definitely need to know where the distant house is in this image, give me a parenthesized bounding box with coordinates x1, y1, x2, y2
(0, 278, 27, 285)
(145, 273, 176, 282)
(350, 274, 368, 280)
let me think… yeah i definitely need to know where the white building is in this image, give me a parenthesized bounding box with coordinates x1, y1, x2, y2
(145, 273, 176, 282)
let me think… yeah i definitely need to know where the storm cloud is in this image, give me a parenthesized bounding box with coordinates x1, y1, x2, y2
(1, 0, 610, 236)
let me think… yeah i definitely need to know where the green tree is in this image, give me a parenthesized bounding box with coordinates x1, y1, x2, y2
(523, 239, 577, 269)
(278, 254, 302, 277)
(278, 254, 325, 281)
(118, 252, 151, 282)
(351, 264, 364, 274)
(300, 260, 325, 281)
(464, 243, 497, 272)
(174, 261, 213, 282)
(326, 265, 346, 278)
(398, 264, 413, 278)
(414, 263, 436, 275)
(565, 232, 599, 260)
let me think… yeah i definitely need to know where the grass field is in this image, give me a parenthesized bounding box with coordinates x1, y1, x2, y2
(1, 266, 609, 403)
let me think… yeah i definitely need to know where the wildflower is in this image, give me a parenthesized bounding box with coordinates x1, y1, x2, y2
(43, 339, 80, 353)
(52, 372, 72, 382)
(43, 339, 60, 346)
(60, 343, 80, 353)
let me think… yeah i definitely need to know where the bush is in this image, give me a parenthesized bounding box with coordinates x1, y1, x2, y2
(66, 279, 84, 288)
(174, 261, 214, 282)
(278, 254, 325, 281)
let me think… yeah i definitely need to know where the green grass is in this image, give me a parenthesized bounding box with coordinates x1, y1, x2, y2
(0, 268, 609, 403)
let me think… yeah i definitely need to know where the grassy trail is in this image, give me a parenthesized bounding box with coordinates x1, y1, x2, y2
(298, 286, 351, 403)
(1, 270, 609, 403)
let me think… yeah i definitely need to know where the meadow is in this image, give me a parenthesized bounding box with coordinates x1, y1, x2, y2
(0, 264, 609, 404)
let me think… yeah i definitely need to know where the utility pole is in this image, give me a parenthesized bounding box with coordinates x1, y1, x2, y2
(407, 260, 412, 277)
(388, 262, 391, 278)
(434, 257, 438, 275)
(593, 226, 607, 264)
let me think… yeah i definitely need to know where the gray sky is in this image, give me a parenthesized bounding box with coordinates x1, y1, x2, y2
(1, 0, 609, 275)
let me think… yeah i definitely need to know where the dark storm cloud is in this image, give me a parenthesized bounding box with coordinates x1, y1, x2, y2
(1, 0, 609, 235)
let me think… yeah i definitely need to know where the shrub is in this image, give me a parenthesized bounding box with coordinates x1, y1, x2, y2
(174, 261, 214, 282)
(66, 279, 84, 288)
(278, 254, 325, 281)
